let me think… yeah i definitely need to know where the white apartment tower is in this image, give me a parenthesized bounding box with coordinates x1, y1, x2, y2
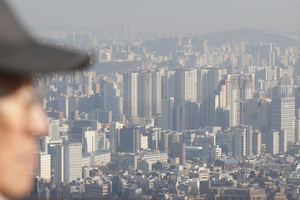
(123, 72, 139, 117)
(271, 97, 295, 145)
(64, 142, 82, 184)
(174, 68, 197, 107)
(226, 74, 241, 127)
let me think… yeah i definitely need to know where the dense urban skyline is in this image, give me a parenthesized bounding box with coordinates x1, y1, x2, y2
(12, 0, 300, 199)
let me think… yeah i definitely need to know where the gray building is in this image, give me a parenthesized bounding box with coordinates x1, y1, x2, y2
(119, 126, 141, 152)
(243, 98, 271, 133)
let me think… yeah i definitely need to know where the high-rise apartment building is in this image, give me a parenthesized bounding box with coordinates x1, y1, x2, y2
(197, 68, 227, 102)
(123, 72, 139, 117)
(220, 74, 254, 127)
(240, 74, 255, 100)
(174, 68, 197, 107)
(123, 70, 161, 119)
(176, 101, 199, 132)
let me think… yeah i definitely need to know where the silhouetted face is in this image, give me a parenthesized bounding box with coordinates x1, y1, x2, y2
(0, 75, 47, 199)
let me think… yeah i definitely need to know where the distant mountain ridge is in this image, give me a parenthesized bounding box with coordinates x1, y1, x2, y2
(200, 29, 300, 48)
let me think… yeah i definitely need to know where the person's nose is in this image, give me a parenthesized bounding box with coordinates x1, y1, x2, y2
(27, 102, 48, 137)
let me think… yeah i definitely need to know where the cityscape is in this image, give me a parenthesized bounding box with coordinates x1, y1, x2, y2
(15, 2, 300, 200)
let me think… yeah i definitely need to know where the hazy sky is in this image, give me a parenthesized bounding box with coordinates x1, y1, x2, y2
(6, 0, 300, 33)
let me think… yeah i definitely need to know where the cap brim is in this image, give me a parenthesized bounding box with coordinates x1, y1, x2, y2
(0, 39, 90, 76)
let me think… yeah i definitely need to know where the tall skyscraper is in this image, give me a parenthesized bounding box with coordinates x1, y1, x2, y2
(123, 72, 139, 117)
(252, 130, 262, 155)
(205, 95, 219, 126)
(226, 74, 241, 127)
(161, 98, 174, 130)
(140, 71, 152, 118)
(54, 142, 82, 184)
(54, 145, 64, 185)
(151, 70, 162, 115)
(271, 97, 295, 145)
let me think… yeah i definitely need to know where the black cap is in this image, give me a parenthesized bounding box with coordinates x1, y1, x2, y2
(0, 0, 90, 76)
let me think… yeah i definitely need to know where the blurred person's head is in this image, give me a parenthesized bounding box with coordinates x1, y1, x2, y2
(0, 0, 89, 198)
(0, 74, 47, 199)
